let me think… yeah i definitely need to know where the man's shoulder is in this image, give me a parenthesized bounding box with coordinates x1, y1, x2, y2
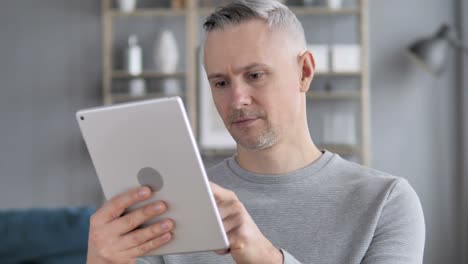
(328, 154, 400, 184)
(326, 154, 413, 200)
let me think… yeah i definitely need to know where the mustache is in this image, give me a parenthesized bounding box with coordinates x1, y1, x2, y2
(228, 108, 266, 123)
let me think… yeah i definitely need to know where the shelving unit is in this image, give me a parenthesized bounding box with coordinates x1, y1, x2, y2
(109, 9, 186, 17)
(101, 0, 370, 165)
(111, 71, 186, 79)
(110, 91, 184, 104)
(307, 91, 361, 100)
(316, 71, 361, 77)
(101, 0, 198, 132)
(290, 6, 360, 15)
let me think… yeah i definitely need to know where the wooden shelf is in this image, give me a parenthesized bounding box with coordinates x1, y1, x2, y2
(307, 91, 361, 100)
(110, 92, 184, 103)
(315, 71, 361, 77)
(199, 6, 360, 16)
(198, 7, 217, 16)
(112, 71, 186, 79)
(290, 6, 360, 15)
(109, 8, 186, 17)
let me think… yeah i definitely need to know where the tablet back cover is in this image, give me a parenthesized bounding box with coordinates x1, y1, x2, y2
(76, 97, 229, 256)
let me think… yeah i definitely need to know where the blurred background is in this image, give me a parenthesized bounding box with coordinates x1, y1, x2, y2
(0, 0, 467, 263)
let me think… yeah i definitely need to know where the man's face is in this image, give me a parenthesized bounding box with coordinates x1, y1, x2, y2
(203, 19, 305, 150)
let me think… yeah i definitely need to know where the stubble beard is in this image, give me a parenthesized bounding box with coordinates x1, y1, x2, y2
(239, 126, 277, 150)
(228, 108, 279, 151)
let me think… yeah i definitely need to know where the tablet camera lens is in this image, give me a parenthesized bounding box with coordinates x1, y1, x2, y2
(80, 116, 84, 120)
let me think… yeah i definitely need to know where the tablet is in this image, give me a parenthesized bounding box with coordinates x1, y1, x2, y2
(76, 97, 229, 256)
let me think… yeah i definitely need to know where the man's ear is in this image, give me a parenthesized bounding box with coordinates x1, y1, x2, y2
(299, 50, 315, 93)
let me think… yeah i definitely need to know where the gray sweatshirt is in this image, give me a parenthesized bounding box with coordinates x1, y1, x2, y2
(138, 151, 425, 264)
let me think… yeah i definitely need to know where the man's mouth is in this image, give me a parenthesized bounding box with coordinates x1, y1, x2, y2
(233, 117, 258, 123)
(231, 117, 259, 128)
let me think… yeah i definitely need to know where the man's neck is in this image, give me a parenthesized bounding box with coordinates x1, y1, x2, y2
(235, 136, 322, 175)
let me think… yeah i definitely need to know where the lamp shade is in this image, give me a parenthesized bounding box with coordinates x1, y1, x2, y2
(407, 24, 451, 75)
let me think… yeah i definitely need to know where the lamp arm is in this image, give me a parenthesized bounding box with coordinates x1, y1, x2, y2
(446, 35, 468, 55)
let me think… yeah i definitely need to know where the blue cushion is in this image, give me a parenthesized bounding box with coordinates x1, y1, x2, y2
(0, 207, 94, 263)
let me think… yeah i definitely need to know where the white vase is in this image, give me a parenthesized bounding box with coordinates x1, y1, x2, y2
(154, 30, 179, 74)
(116, 0, 137, 12)
(125, 35, 142, 75)
(129, 78, 146, 97)
(328, 0, 343, 9)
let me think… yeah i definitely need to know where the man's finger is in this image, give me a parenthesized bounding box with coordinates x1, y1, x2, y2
(209, 182, 223, 202)
(124, 232, 174, 258)
(108, 200, 168, 235)
(214, 248, 231, 255)
(221, 213, 240, 233)
(116, 218, 175, 251)
(210, 182, 236, 203)
(93, 186, 152, 225)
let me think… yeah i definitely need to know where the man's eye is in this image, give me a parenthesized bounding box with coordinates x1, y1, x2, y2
(249, 72, 264, 79)
(214, 80, 226, 87)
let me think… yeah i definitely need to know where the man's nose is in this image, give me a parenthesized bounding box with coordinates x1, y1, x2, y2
(230, 81, 252, 109)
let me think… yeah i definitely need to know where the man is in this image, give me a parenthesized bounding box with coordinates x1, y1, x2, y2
(86, 1, 425, 263)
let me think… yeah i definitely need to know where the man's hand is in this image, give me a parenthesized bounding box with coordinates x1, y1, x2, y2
(87, 186, 175, 264)
(210, 182, 283, 264)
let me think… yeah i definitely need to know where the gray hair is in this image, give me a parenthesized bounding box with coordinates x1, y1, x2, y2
(203, 0, 307, 48)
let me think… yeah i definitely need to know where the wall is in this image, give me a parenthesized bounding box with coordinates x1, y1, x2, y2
(0, 1, 103, 208)
(369, 0, 460, 263)
(461, 0, 468, 263)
